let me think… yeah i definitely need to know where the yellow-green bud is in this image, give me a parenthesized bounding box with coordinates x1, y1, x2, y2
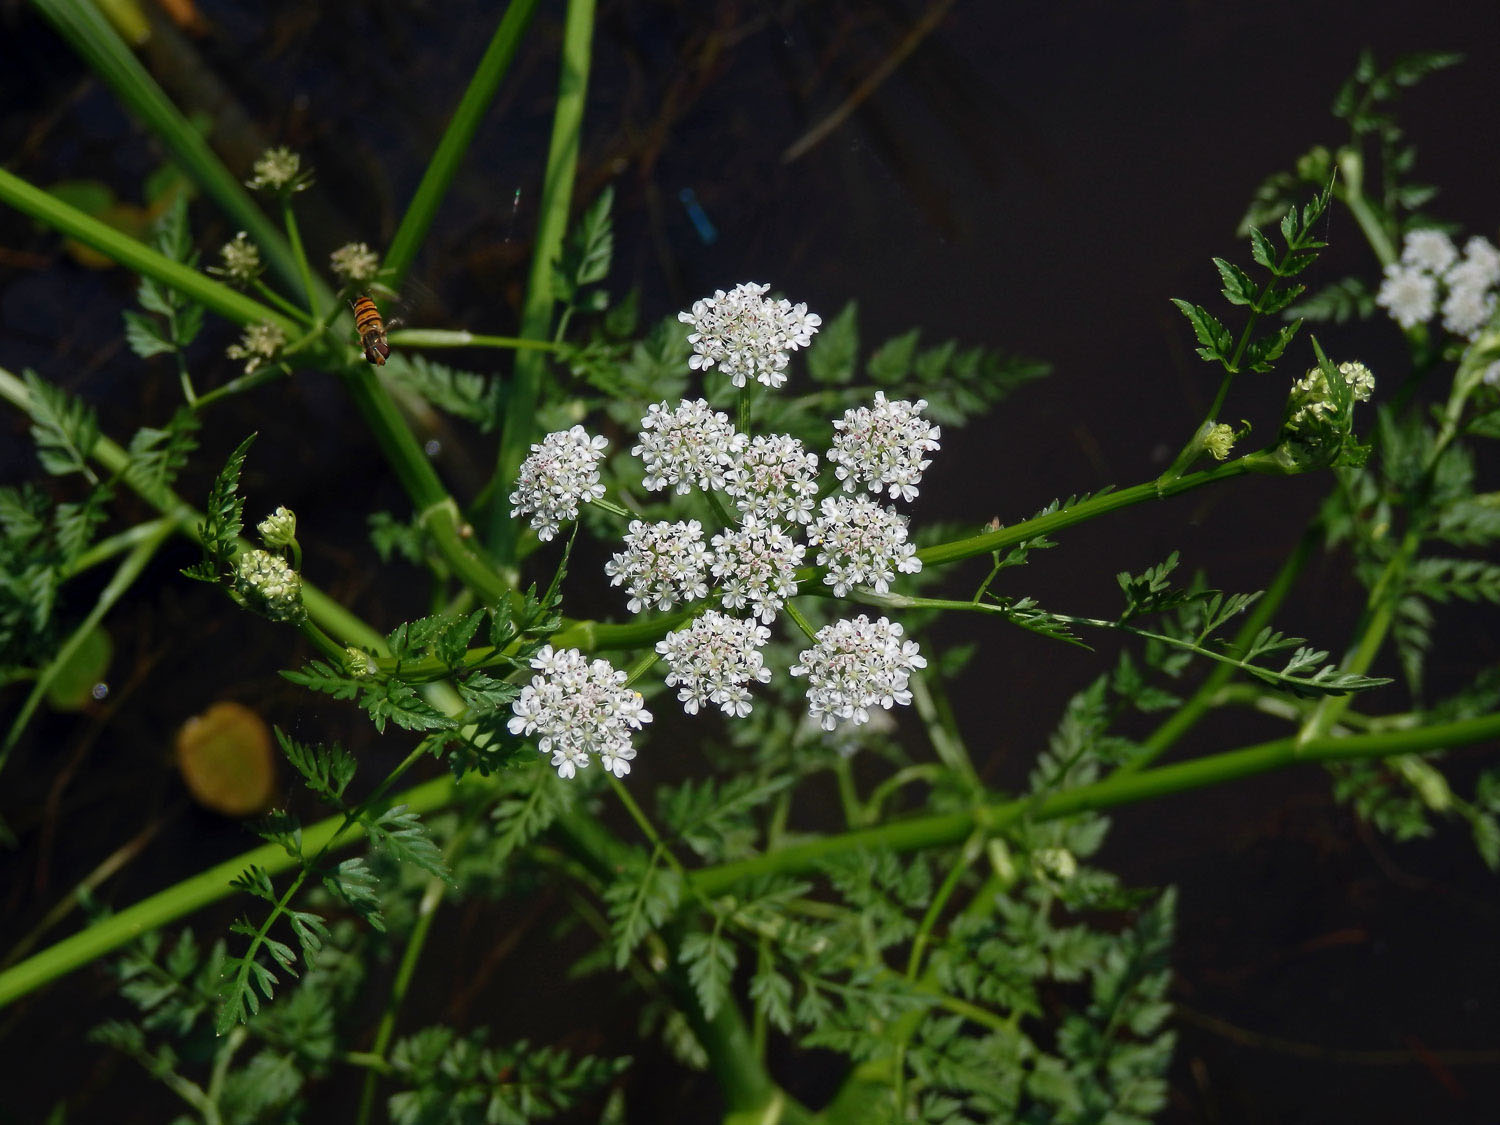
(1203, 422, 1237, 461)
(257, 506, 297, 549)
(234, 548, 305, 623)
(1031, 847, 1077, 880)
(344, 646, 378, 678)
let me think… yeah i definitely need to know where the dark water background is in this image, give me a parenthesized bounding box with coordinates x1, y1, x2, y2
(2, 1, 1499, 1121)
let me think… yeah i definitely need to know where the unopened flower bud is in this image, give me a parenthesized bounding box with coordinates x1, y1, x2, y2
(258, 506, 297, 549)
(246, 147, 313, 195)
(234, 548, 305, 623)
(1203, 422, 1237, 461)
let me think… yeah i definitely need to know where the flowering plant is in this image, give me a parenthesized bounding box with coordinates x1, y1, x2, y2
(0, 14, 1497, 1125)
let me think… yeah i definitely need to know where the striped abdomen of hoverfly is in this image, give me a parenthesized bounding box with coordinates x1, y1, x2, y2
(350, 294, 390, 365)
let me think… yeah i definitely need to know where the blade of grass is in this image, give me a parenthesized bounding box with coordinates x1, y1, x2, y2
(29, 0, 307, 295)
(0, 166, 295, 333)
(384, 0, 544, 289)
(486, 0, 597, 558)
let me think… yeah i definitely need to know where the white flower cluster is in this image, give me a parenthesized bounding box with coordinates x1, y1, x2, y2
(829, 391, 942, 502)
(678, 282, 822, 388)
(1377, 229, 1500, 338)
(656, 611, 772, 717)
(808, 494, 921, 596)
(710, 517, 805, 623)
(507, 646, 651, 779)
(505, 285, 947, 768)
(225, 322, 286, 375)
(330, 241, 381, 285)
(209, 231, 263, 286)
(509, 426, 609, 541)
(634, 399, 745, 494)
(1288, 360, 1376, 429)
(790, 615, 927, 730)
(605, 519, 710, 612)
(725, 434, 820, 523)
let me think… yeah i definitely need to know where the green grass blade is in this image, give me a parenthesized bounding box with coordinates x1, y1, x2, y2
(384, 0, 544, 288)
(28, 0, 305, 293)
(486, 0, 597, 557)
(0, 166, 295, 332)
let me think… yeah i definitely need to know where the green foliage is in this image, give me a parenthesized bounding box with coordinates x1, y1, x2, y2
(182, 433, 256, 583)
(24, 369, 100, 481)
(123, 195, 205, 360)
(388, 354, 495, 429)
(553, 185, 614, 313)
(1172, 183, 1331, 374)
(386, 1028, 628, 1125)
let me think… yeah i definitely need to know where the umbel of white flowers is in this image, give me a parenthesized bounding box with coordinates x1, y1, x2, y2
(509, 283, 938, 779)
(1376, 228, 1500, 338)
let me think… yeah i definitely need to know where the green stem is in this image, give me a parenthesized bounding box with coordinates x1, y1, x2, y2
(0, 166, 296, 334)
(690, 712, 1500, 896)
(487, 0, 596, 557)
(281, 200, 318, 319)
(385, 329, 558, 352)
(383, 0, 544, 288)
(355, 815, 480, 1125)
(28, 0, 306, 292)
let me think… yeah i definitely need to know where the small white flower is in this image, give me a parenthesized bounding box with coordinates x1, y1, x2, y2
(1447, 236, 1500, 292)
(1400, 228, 1458, 274)
(633, 399, 746, 494)
(710, 517, 805, 624)
(655, 611, 772, 717)
(246, 146, 311, 194)
(507, 646, 651, 779)
(807, 494, 921, 597)
(790, 614, 927, 731)
(509, 426, 609, 541)
(225, 322, 287, 375)
(678, 282, 821, 389)
(1441, 281, 1496, 340)
(1483, 361, 1500, 389)
(828, 392, 941, 502)
(330, 241, 381, 286)
(209, 232, 263, 286)
(725, 434, 820, 524)
(605, 519, 711, 613)
(1375, 262, 1437, 330)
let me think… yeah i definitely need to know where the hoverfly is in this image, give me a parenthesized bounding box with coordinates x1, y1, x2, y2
(350, 293, 390, 365)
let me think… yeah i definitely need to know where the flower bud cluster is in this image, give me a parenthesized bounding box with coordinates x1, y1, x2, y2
(1287, 361, 1375, 430)
(507, 646, 651, 779)
(330, 242, 381, 286)
(234, 548, 305, 623)
(257, 506, 297, 549)
(246, 146, 313, 195)
(210, 232, 263, 287)
(1377, 229, 1500, 338)
(226, 322, 287, 375)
